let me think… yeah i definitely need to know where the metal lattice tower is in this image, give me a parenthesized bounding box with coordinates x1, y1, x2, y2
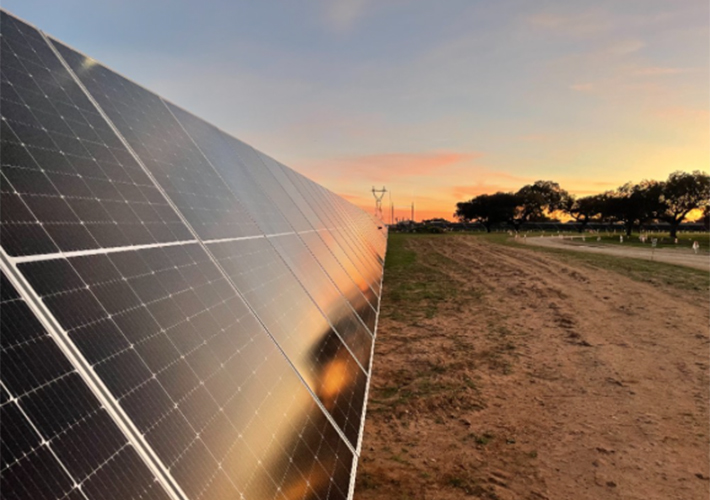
(372, 186, 387, 220)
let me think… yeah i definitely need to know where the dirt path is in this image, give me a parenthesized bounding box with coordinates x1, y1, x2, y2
(526, 236, 709, 271)
(355, 235, 709, 500)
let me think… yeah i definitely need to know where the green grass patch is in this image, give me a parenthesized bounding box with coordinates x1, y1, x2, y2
(383, 233, 463, 321)
(466, 432, 494, 446)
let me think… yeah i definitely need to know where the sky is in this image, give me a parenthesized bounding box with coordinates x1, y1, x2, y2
(7, 1, 709, 221)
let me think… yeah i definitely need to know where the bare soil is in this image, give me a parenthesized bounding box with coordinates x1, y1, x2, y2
(355, 235, 709, 500)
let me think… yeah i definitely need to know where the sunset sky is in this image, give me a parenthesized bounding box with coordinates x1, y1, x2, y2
(10, 1, 709, 221)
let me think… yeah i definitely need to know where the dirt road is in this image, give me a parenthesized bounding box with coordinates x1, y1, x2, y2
(355, 235, 709, 500)
(526, 236, 709, 271)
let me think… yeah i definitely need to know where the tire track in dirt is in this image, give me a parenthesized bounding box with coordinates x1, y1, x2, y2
(356, 235, 709, 500)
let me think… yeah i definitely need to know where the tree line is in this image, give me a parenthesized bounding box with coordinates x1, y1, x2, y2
(454, 171, 710, 238)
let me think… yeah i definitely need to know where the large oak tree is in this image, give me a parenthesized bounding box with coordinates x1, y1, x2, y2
(562, 194, 606, 232)
(601, 181, 664, 236)
(658, 170, 710, 239)
(511, 180, 569, 230)
(454, 192, 519, 232)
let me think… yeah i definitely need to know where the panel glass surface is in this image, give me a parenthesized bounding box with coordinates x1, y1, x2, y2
(0, 14, 193, 257)
(299, 231, 377, 333)
(269, 233, 373, 366)
(283, 169, 382, 297)
(326, 189, 385, 263)
(235, 148, 313, 233)
(166, 103, 297, 236)
(0, 271, 171, 500)
(312, 195, 383, 296)
(256, 156, 329, 232)
(50, 40, 261, 242)
(278, 168, 380, 307)
(253, 156, 378, 328)
(318, 184, 383, 264)
(315, 187, 383, 286)
(17, 244, 354, 499)
(207, 238, 367, 447)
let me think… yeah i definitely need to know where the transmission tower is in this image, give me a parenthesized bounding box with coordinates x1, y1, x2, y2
(372, 186, 387, 221)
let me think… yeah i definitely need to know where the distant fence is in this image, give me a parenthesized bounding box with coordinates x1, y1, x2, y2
(390, 221, 708, 234)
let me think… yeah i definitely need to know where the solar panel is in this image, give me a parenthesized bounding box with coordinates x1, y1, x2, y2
(0, 271, 172, 500)
(1, 9, 386, 500)
(0, 13, 193, 257)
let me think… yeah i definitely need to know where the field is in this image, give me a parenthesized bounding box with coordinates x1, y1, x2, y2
(354, 233, 709, 500)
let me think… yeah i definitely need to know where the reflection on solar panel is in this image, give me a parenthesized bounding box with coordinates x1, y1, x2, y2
(0, 10, 386, 500)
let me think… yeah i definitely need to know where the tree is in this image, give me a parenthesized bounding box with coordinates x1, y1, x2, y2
(603, 181, 664, 236)
(699, 206, 710, 231)
(658, 170, 710, 239)
(563, 194, 605, 232)
(511, 180, 569, 230)
(454, 192, 519, 233)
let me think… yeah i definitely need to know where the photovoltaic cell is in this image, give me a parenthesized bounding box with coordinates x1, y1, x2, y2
(313, 189, 382, 289)
(0, 271, 171, 500)
(0, 14, 193, 257)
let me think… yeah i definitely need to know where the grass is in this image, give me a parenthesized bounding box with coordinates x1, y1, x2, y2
(383, 233, 468, 321)
(466, 432, 495, 446)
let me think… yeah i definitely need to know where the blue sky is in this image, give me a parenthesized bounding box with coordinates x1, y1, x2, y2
(8, 1, 708, 219)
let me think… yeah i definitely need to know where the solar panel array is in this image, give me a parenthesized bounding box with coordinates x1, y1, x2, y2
(0, 10, 387, 500)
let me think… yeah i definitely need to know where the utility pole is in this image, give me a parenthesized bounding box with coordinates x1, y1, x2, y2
(411, 202, 414, 222)
(372, 186, 387, 221)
